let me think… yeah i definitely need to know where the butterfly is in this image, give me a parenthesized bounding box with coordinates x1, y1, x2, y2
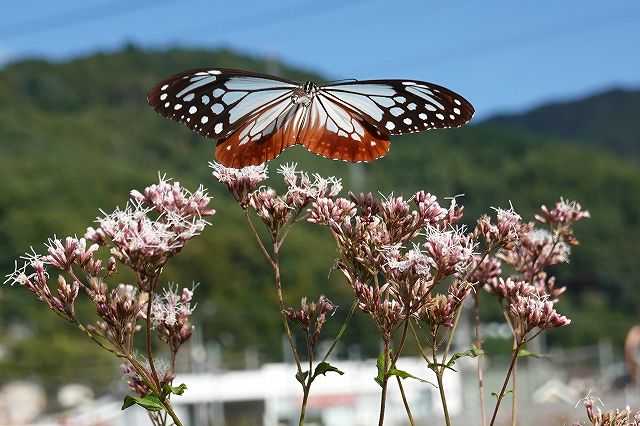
(147, 68, 474, 168)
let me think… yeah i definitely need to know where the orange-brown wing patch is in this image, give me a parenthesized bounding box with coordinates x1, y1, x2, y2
(297, 96, 390, 163)
(215, 102, 305, 168)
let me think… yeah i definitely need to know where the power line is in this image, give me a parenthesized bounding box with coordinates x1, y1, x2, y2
(358, 5, 640, 74)
(184, 0, 382, 38)
(0, 0, 182, 39)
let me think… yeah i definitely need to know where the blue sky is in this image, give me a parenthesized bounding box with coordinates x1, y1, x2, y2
(1, 0, 638, 118)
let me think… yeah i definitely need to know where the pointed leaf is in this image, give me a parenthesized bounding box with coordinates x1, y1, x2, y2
(295, 370, 309, 385)
(122, 393, 164, 411)
(388, 369, 436, 388)
(491, 389, 514, 399)
(447, 348, 484, 367)
(157, 382, 188, 402)
(374, 351, 386, 386)
(312, 362, 344, 380)
(518, 349, 551, 358)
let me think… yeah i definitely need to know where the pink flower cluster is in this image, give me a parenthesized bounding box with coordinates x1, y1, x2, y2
(308, 191, 475, 338)
(490, 278, 570, 341)
(86, 175, 213, 278)
(4, 176, 208, 398)
(283, 295, 337, 349)
(573, 392, 640, 426)
(213, 162, 343, 236)
(148, 285, 196, 353)
(210, 162, 268, 207)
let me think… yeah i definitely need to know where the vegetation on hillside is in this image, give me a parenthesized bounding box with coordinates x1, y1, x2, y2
(1, 46, 638, 392)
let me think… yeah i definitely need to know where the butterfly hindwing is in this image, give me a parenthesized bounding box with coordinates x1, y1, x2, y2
(298, 95, 390, 163)
(215, 99, 303, 168)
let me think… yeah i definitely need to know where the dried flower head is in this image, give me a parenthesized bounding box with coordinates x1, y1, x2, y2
(211, 162, 269, 207)
(415, 281, 471, 328)
(283, 295, 337, 348)
(121, 358, 175, 397)
(574, 392, 640, 426)
(148, 284, 196, 353)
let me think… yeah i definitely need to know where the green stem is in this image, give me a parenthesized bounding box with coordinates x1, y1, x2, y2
(299, 386, 310, 426)
(511, 337, 519, 426)
(489, 339, 524, 426)
(474, 292, 487, 426)
(432, 329, 451, 426)
(273, 244, 303, 373)
(378, 339, 390, 426)
(396, 376, 416, 426)
(435, 369, 451, 426)
(322, 299, 358, 363)
(144, 274, 161, 389)
(441, 305, 463, 365)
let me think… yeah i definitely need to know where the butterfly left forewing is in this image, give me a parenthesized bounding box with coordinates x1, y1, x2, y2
(147, 68, 298, 140)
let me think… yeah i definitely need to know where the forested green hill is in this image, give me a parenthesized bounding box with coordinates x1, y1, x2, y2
(1, 47, 638, 390)
(485, 88, 640, 160)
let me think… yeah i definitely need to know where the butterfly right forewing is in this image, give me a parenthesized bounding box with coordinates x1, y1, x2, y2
(321, 80, 474, 136)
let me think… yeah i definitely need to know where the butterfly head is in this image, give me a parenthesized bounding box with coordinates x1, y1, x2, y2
(291, 81, 317, 106)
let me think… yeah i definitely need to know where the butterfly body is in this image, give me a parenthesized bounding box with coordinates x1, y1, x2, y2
(148, 69, 474, 168)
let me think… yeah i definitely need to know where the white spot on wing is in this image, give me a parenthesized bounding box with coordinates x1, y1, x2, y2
(385, 121, 395, 130)
(228, 90, 291, 124)
(436, 113, 445, 120)
(183, 93, 195, 102)
(390, 107, 404, 117)
(403, 118, 412, 125)
(189, 106, 197, 114)
(371, 96, 394, 107)
(176, 76, 217, 97)
(214, 123, 223, 134)
(326, 84, 395, 96)
(174, 104, 182, 110)
(201, 116, 209, 124)
(202, 95, 210, 105)
(161, 84, 169, 91)
(222, 91, 247, 105)
(211, 104, 224, 114)
(160, 93, 167, 101)
(212, 88, 225, 98)
(225, 77, 295, 90)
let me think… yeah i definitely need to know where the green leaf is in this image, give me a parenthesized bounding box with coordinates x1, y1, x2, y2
(374, 351, 386, 386)
(518, 349, 551, 358)
(161, 383, 188, 399)
(295, 370, 309, 385)
(388, 369, 436, 388)
(447, 348, 484, 367)
(312, 362, 344, 380)
(491, 389, 514, 399)
(122, 393, 164, 411)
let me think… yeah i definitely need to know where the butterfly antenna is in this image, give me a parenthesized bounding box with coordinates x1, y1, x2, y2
(323, 78, 359, 84)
